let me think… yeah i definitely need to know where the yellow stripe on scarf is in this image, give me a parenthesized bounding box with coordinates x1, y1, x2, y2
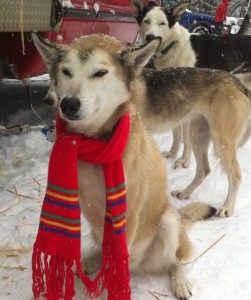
(40, 218, 81, 231)
(107, 189, 126, 200)
(47, 190, 79, 202)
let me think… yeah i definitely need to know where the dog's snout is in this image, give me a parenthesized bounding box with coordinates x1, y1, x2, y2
(146, 34, 156, 42)
(60, 96, 81, 117)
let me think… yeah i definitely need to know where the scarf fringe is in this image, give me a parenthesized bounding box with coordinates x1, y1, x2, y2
(77, 249, 130, 300)
(32, 246, 75, 300)
(32, 246, 130, 300)
(76, 261, 106, 300)
(106, 253, 131, 300)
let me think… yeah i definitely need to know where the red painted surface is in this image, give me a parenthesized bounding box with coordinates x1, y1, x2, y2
(0, 0, 156, 79)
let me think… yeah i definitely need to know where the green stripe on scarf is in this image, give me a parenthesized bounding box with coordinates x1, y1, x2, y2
(107, 182, 126, 193)
(48, 183, 78, 194)
(41, 211, 80, 224)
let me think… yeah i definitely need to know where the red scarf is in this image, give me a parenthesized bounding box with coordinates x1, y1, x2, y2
(32, 113, 131, 300)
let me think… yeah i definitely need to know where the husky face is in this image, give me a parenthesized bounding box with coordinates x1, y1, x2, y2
(32, 33, 161, 136)
(56, 48, 131, 130)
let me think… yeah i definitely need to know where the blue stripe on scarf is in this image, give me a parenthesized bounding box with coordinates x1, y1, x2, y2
(44, 197, 80, 209)
(40, 224, 80, 238)
(108, 197, 126, 207)
(114, 226, 126, 234)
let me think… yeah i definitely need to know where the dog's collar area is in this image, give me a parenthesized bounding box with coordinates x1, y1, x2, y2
(153, 40, 177, 58)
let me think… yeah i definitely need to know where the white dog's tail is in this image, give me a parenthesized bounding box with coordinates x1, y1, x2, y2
(179, 202, 216, 228)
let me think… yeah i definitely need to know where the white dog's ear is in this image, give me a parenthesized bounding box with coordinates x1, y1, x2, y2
(131, 0, 158, 23)
(121, 37, 161, 72)
(130, 0, 144, 13)
(170, 1, 190, 22)
(31, 32, 59, 69)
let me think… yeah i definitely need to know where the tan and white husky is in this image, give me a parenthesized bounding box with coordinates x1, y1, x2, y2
(32, 33, 219, 300)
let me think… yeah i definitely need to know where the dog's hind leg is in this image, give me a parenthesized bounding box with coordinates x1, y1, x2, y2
(172, 116, 211, 199)
(239, 120, 251, 147)
(212, 134, 242, 217)
(174, 121, 192, 169)
(163, 126, 182, 159)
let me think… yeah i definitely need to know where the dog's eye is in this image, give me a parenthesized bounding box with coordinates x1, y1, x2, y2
(144, 19, 150, 25)
(158, 21, 166, 26)
(93, 70, 108, 78)
(62, 67, 72, 77)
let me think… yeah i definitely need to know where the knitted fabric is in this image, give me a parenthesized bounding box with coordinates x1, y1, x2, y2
(32, 113, 131, 300)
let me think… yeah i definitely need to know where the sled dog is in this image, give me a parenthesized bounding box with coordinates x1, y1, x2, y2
(131, 0, 251, 168)
(32, 33, 218, 300)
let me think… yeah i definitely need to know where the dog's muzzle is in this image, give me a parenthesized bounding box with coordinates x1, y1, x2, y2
(60, 96, 81, 119)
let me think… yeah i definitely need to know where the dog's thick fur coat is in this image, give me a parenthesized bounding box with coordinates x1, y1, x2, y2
(32, 33, 219, 300)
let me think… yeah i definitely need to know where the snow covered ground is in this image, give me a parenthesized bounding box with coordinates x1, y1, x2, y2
(0, 117, 251, 300)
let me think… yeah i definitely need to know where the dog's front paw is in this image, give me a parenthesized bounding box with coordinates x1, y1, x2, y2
(171, 189, 190, 200)
(171, 277, 192, 300)
(162, 150, 177, 159)
(217, 206, 233, 218)
(82, 253, 102, 276)
(174, 158, 190, 169)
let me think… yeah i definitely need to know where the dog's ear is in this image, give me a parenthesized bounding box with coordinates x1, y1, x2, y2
(121, 37, 161, 73)
(237, 14, 251, 35)
(131, 0, 158, 24)
(166, 0, 190, 23)
(148, 1, 158, 8)
(130, 0, 145, 23)
(31, 32, 60, 69)
(130, 0, 144, 14)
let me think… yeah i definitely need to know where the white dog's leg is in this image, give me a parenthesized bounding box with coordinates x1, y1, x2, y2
(163, 126, 182, 159)
(172, 116, 210, 199)
(174, 121, 192, 169)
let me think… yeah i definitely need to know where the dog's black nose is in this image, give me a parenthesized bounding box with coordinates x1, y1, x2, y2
(60, 96, 80, 117)
(146, 34, 156, 42)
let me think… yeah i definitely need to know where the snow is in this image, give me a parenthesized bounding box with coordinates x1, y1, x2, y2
(93, 3, 100, 14)
(62, 0, 75, 9)
(1, 117, 251, 300)
(83, 2, 89, 10)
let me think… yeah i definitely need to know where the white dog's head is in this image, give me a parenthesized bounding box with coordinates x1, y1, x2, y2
(32, 33, 161, 137)
(131, 0, 189, 43)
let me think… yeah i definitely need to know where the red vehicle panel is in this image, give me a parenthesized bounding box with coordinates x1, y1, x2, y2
(0, 0, 156, 79)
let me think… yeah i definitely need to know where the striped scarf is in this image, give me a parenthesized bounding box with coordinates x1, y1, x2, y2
(32, 113, 131, 300)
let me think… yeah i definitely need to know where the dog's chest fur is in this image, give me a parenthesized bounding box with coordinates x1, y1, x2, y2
(78, 161, 106, 242)
(154, 37, 196, 69)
